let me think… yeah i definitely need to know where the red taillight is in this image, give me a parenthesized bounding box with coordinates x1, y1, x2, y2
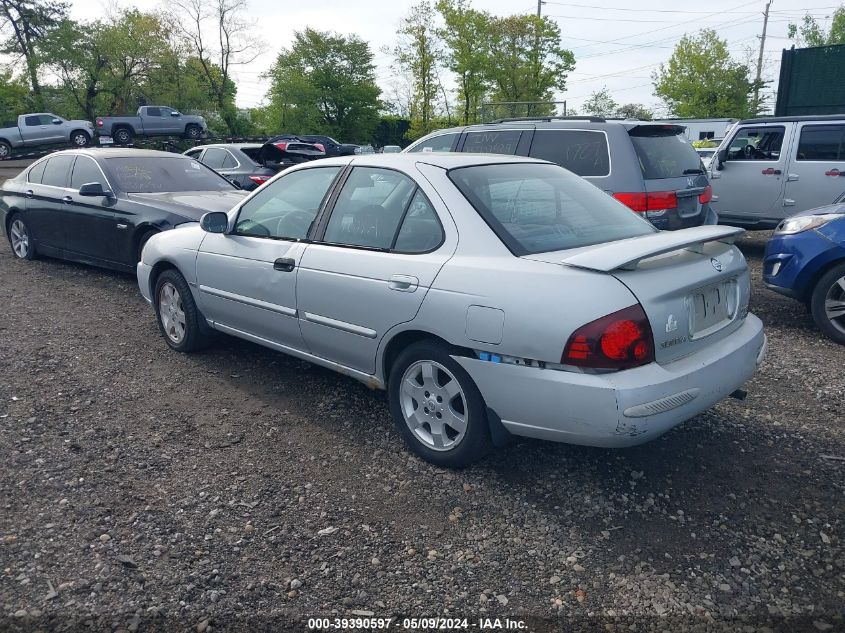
(96, 118, 103, 128)
(562, 304, 654, 370)
(249, 175, 271, 186)
(613, 191, 678, 213)
(273, 141, 288, 151)
(698, 185, 712, 204)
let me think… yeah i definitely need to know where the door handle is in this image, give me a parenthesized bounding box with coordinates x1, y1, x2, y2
(62, 195, 73, 204)
(388, 274, 419, 292)
(786, 173, 799, 182)
(273, 257, 296, 272)
(24, 189, 33, 198)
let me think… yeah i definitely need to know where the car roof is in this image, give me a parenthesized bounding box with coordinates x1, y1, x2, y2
(188, 143, 262, 150)
(413, 118, 684, 140)
(48, 148, 190, 159)
(736, 114, 845, 124)
(314, 152, 549, 169)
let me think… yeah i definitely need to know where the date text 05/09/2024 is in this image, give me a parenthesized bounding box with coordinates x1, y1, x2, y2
(307, 617, 529, 630)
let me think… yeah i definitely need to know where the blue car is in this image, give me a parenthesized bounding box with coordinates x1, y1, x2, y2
(763, 194, 845, 344)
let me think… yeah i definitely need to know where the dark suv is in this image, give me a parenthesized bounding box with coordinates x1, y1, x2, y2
(405, 117, 716, 230)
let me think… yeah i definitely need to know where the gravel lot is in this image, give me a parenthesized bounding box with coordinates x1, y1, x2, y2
(0, 228, 843, 632)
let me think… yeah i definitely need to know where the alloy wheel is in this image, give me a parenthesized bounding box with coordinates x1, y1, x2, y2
(10, 219, 29, 258)
(824, 275, 845, 336)
(0, 144, 9, 158)
(72, 133, 88, 146)
(158, 282, 187, 344)
(399, 360, 468, 451)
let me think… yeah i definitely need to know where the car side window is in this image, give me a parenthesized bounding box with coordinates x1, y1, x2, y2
(184, 149, 203, 159)
(24, 116, 41, 126)
(27, 160, 47, 184)
(528, 130, 610, 177)
(407, 133, 458, 153)
(201, 148, 227, 169)
(393, 190, 444, 253)
(41, 155, 75, 188)
(146, 107, 161, 117)
(726, 126, 785, 161)
(70, 156, 104, 189)
(234, 166, 341, 240)
(323, 167, 416, 249)
(221, 151, 238, 169)
(796, 125, 844, 161)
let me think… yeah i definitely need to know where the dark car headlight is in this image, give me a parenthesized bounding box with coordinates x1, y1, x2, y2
(774, 213, 842, 235)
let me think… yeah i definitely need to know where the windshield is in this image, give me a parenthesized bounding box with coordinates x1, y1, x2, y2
(629, 127, 703, 179)
(105, 157, 235, 193)
(449, 163, 655, 255)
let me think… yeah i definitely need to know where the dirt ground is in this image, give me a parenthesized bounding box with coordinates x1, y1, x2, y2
(0, 227, 843, 632)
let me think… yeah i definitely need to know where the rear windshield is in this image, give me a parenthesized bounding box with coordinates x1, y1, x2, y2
(240, 146, 262, 160)
(629, 127, 703, 179)
(449, 163, 655, 255)
(105, 157, 235, 193)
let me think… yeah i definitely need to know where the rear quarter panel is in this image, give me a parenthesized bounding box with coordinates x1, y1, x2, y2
(0, 126, 24, 147)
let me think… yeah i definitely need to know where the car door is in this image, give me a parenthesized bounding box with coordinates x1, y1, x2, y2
(158, 107, 182, 134)
(296, 166, 454, 374)
(195, 165, 343, 349)
(19, 115, 57, 146)
(141, 107, 162, 134)
(25, 154, 75, 250)
(710, 123, 790, 223)
(61, 156, 117, 262)
(784, 123, 845, 213)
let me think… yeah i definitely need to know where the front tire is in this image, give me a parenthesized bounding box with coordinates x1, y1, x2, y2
(810, 262, 845, 345)
(8, 213, 36, 260)
(154, 269, 211, 352)
(388, 340, 492, 468)
(185, 124, 201, 140)
(70, 130, 90, 147)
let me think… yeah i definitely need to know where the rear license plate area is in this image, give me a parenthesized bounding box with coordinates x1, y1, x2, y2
(688, 278, 738, 339)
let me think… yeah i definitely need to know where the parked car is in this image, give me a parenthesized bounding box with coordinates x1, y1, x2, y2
(184, 143, 278, 190)
(299, 135, 360, 157)
(382, 145, 402, 153)
(405, 117, 716, 231)
(258, 136, 326, 168)
(137, 153, 766, 467)
(0, 113, 95, 158)
(763, 193, 845, 344)
(710, 114, 845, 229)
(1, 149, 246, 271)
(95, 106, 207, 145)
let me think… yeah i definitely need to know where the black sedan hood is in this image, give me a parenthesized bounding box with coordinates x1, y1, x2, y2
(127, 190, 248, 221)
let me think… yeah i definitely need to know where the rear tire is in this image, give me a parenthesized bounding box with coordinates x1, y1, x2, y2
(810, 262, 845, 345)
(70, 130, 90, 147)
(0, 140, 11, 159)
(8, 213, 36, 260)
(388, 340, 492, 468)
(185, 124, 201, 140)
(154, 269, 211, 352)
(114, 127, 133, 145)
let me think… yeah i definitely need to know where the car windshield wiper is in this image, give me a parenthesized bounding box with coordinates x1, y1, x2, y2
(683, 168, 704, 175)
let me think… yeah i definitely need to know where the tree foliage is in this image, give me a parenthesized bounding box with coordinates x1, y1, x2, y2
(582, 87, 618, 117)
(264, 28, 381, 143)
(788, 7, 845, 46)
(653, 29, 759, 118)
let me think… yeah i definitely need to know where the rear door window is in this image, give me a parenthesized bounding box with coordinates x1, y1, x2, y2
(796, 125, 844, 161)
(41, 155, 75, 188)
(725, 126, 785, 161)
(221, 151, 238, 168)
(145, 107, 161, 117)
(27, 160, 47, 184)
(460, 130, 522, 155)
(628, 127, 704, 179)
(407, 133, 459, 153)
(201, 148, 227, 169)
(529, 130, 610, 177)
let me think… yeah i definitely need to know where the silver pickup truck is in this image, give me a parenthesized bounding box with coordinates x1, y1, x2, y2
(0, 113, 95, 158)
(95, 106, 208, 145)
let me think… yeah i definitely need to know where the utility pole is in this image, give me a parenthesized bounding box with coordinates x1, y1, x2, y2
(537, 0, 543, 17)
(754, 0, 772, 113)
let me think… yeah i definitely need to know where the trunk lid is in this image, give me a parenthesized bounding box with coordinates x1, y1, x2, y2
(523, 226, 751, 364)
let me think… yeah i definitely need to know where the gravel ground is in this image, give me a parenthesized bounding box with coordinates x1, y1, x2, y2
(0, 230, 843, 633)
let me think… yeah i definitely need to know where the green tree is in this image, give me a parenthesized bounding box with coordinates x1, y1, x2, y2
(617, 103, 653, 120)
(436, 0, 490, 125)
(265, 28, 381, 142)
(582, 87, 618, 117)
(486, 14, 574, 118)
(0, 68, 29, 121)
(653, 29, 758, 118)
(392, 1, 442, 139)
(788, 7, 845, 46)
(0, 0, 68, 109)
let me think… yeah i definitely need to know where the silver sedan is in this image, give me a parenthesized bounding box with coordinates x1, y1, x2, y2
(137, 153, 767, 467)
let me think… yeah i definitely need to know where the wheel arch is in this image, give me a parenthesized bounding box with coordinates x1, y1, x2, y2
(380, 328, 473, 387)
(147, 259, 181, 301)
(800, 254, 845, 304)
(69, 128, 89, 139)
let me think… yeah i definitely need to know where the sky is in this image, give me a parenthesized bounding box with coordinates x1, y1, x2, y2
(66, 0, 842, 116)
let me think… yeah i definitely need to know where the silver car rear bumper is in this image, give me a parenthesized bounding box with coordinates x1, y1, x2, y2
(454, 314, 766, 448)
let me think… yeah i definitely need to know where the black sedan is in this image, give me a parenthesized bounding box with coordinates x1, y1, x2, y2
(183, 143, 277, 190)
(1, 149, 247, 272)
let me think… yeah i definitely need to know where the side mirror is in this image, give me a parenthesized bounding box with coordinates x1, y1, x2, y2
(200, 211, 229, 234)
(171, 111, 181, 117)
(78, 182, 113, 197)
(716, 148, 727, 170)
(52, 118, 62, 125)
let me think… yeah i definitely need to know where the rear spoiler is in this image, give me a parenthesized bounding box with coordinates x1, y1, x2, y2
(562, 226, 745, 272)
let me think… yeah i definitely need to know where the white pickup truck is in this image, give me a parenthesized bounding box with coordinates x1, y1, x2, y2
(0, 113, 95, 158)
(95, 106, 208, 145)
